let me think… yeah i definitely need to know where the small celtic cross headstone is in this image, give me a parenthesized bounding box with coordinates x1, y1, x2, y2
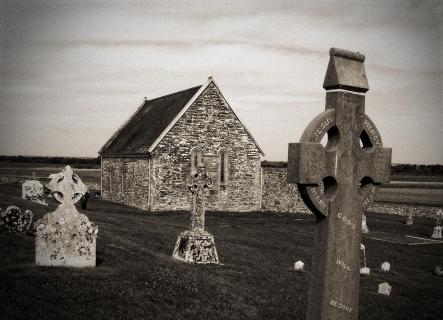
(288, 48, 391, 320)
(172, 164, 219, 264)
(35, 166, 98, 267)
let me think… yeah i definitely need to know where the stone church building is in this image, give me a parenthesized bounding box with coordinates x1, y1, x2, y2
(99, 77, 264, 212)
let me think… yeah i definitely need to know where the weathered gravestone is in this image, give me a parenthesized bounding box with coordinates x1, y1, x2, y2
(405, 211, 413, 225)
(431, 209, 442, 239)
(0, 206, 33, 234)
(360, 243, 370, 275)
(361, 213, 369, 233)
(35, 166, 98, 267)
(172, 164, 219, 264)
(288, 48, 391, 320)
(22, 180, 48, 206)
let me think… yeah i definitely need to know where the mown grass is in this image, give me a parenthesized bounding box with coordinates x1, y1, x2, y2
(1, 184, 442, 319)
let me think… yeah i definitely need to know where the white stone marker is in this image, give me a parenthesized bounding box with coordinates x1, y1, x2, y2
(360, 243, 370, 275)
(431, 226, 442, 239)
(378, 282, 392, 296)
(381, 261, 390, 272)
(35, 166, 98, 267)
(22, 180, 48, 206)
(294, 260, 304, 271)
(405, 212, 413, 225)
(431, 209, 442, 239)
(361, 214, 369, 234)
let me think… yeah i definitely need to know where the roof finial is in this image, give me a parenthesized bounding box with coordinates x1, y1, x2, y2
(208, 76, 214, 81)
(144, 97, 148, 101)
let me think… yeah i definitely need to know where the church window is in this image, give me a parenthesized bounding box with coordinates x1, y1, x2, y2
(190, 148, 202, 174)
(109, 171, 113, 194)
(121, 169, 126, 193)
(219, 150, 228, 190)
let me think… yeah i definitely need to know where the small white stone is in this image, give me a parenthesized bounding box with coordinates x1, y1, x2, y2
(381, 261, 390, 272)
(378, 282, 392, 296)
(294, 260, 304, 271)
(360, 267, 370, 275)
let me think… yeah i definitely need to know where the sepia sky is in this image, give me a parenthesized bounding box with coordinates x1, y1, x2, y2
(0, 0, 442, 164)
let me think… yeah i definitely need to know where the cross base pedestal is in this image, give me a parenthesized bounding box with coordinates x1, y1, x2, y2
(172, 229, 219, 264)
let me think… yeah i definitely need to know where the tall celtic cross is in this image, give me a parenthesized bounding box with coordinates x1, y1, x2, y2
(288, 48, 391, 320)
(188, 164, 213, 231)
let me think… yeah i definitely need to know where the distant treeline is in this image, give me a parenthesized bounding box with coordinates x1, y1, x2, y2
(0, 156, 441, 175)
(0, 155, 100, 167)
(261, 160, 443, 176)
(390, 164, 443, 176)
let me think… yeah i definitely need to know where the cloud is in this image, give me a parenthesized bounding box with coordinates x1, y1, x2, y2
(0, 0, 441, 164)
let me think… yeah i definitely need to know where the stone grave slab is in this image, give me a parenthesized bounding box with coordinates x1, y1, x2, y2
(22, 180, 48, 206)
(35, 166, 98, 267)
(288, 48, 391, 320)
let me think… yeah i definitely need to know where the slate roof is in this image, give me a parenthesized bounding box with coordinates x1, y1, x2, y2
(100, 85, 201, 155)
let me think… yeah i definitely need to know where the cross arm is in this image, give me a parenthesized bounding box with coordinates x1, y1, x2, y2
(288, 142, 326, 184)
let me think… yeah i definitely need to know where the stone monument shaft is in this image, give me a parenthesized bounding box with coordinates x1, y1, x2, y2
(288, 48, 391, 320)
(189, 165, 211, 231)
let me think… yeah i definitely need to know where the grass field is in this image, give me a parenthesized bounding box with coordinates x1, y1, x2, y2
(1, 183, 442, 320)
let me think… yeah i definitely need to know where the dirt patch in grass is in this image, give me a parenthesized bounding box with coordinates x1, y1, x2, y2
(0, 185, 442, 319)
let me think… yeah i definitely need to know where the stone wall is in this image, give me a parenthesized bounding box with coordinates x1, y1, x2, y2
(367, 203, 441, 219)
(101, 157, 151, 210)
(150, 82, 262, 212)
(261, 167, 309, 213)
(260, 166, 441, 218)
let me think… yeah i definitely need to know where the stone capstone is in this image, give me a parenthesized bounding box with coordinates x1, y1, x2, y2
(0, 206, 33, 234)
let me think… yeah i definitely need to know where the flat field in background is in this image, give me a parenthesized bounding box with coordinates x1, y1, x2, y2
(0, 184, 442, 320)
(1, 162, 442, 206)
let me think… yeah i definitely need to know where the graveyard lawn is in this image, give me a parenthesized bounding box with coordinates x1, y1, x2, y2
(0, 184, 442, 320)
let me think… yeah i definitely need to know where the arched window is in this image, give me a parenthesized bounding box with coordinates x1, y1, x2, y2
(219, 149, 228, 190)
(121, 169, 126, 193)
(190, 148, 202, 174)
(109, 171, 113, 194)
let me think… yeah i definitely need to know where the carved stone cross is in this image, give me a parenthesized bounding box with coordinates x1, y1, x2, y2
(288, 48, 391, 320)
(48, 165, 88, 206)
(188, 164, 213, 231)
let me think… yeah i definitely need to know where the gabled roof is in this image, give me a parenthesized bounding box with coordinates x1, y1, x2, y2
(99, 78, 265, 156)
(99, 85, 201, 155)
